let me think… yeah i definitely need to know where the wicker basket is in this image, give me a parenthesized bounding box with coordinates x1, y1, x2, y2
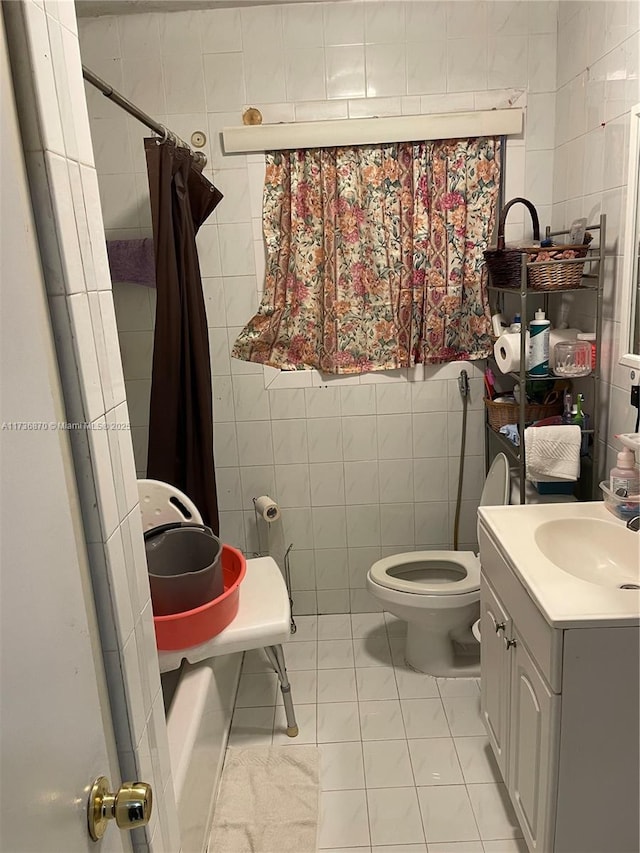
(484, 197, 540, 289)
(484, 197, 592, 290)
(526, 243, 590, 291)
(485, 398, 564, 431)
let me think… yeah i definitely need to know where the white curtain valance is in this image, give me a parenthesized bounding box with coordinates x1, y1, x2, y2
(222, 108, 522, 154)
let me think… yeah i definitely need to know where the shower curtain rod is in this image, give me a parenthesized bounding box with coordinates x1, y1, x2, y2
(82, 65, 207, 168)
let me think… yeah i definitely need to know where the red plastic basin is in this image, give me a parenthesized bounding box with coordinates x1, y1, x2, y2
(153, 544, 247, 651)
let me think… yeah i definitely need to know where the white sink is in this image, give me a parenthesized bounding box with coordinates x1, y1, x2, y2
(534, 518, 640, 588)
(478, 501, 640, 627)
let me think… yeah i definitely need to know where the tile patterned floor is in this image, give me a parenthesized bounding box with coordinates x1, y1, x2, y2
(227, 613, 526, 853)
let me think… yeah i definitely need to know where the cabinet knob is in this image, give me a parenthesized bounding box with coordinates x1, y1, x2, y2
(494, 621, 506, 633)
(504, 637, 517, 650)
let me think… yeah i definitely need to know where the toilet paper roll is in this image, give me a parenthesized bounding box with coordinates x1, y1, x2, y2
(491, 313, 505, 337)
(254, 495, 281, 522)
(493, 333, 523, 374)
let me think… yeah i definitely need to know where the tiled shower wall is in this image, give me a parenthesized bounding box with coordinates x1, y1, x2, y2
(549, 0, 639, 476)
(79, 0, 559, 614)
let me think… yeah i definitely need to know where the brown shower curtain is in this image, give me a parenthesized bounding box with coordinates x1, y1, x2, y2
(144, 138, 223, 532)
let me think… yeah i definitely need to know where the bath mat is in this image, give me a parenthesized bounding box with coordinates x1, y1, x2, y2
(209, 745, 320, 853)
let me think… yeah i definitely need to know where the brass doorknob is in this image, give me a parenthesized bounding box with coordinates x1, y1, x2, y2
(88, 776, 153, 841)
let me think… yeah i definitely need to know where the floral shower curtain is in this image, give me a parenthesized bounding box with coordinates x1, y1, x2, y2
(232, 137, 501, 373)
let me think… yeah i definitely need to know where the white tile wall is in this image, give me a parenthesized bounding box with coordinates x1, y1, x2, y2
(4, 1, 179, 849)
(551, 0, 639, 479)
(80, 0, 563, 617)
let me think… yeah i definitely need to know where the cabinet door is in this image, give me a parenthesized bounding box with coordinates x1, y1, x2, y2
(508, 638, 560, 852)
(480, 578, 511, 781)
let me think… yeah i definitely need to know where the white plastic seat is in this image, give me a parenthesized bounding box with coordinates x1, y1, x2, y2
(136, 478, 299, 736)
(137, 478, 203, 529)
(369, 551, 480, 596)
(369, 453, 508, 599)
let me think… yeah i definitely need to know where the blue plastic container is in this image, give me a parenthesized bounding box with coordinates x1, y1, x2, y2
(532, 480, 576, 496)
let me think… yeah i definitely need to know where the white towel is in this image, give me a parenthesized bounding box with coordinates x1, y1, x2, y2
(209, 746, 320, 852)
(525, 425, 581, 482)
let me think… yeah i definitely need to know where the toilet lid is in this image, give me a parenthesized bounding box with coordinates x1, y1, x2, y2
(369, 551, 480, 595)
(479, 452, 510, 507)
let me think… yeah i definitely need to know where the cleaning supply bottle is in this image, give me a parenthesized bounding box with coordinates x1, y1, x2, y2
(610, 448, 640, 496)
(528, 309, 551, 377)
(509, 313, 522, 333)
(570, 399, 583, 430)
(572, 393, 589, 455)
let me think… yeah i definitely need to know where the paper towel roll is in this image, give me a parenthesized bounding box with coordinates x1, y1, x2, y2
(493, 333, 522, 374)
(254, 495, 281, 522)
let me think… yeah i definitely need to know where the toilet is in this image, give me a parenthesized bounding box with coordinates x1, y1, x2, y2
(366, 453, 510, 677)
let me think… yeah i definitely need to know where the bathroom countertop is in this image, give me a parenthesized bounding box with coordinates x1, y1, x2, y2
(478, 501, 640, 629)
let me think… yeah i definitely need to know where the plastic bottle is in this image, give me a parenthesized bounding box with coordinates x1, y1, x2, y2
(570, 403, 582, 429)
(572, 394, 589, 456)
(528, 309, 551, 377)
(610, 448, 640, 496)
(509, 313, 522, 333)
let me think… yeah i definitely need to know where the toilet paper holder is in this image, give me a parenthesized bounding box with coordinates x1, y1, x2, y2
(251, 495, 280, 558)
(253, 495, 281, 521)
(250, 497, 297, 635)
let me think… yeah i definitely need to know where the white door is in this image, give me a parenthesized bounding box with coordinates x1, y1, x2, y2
(0, 23, 132, 852)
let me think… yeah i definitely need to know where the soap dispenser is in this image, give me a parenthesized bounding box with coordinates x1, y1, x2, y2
(610, 447, 640, 496)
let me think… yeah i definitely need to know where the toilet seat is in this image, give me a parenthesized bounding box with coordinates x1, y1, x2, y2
(369, 550, 480, 596)
(368, 454, 508, 600)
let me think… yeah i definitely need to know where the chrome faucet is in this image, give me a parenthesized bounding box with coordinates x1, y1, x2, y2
(626, 516, 640, 532)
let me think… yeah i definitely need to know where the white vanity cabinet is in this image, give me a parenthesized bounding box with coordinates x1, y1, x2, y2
(480, 576, 559, 852)
(479, 521, 640, 853)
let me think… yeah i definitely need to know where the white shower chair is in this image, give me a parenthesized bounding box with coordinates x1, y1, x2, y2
(137, 479, 299, 736)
